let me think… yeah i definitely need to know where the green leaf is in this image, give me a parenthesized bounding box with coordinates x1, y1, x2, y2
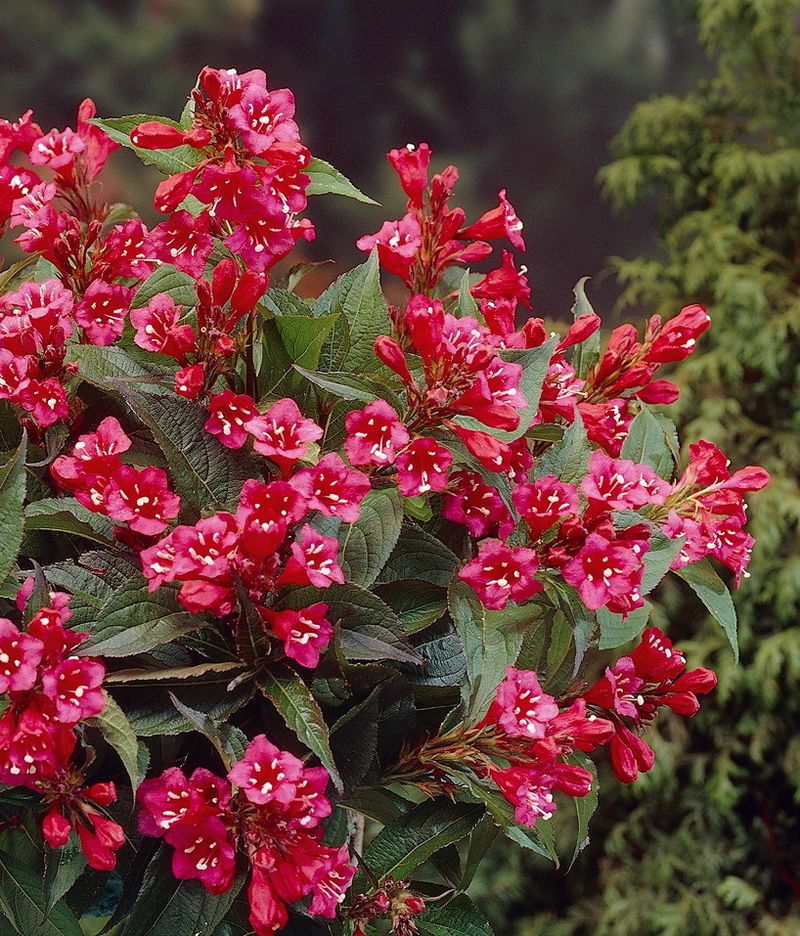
(42, 835, 85, 914)
(453, 340, 557, 442)
(363, 799, 483, 881)
(117, 387, 257, 515)
(676, 559, 739, 661)
(375, 579, 447, 633)
(168, 693, 248, 770)
(621, 408, 676, 479)
(124, 681, 255, 737)
(259, 314, 341, 396)
(378, 524, 460, 587)
(120, 847, 244, 936)
(0, 848, 83, 936)
(77, 577, 202, 658)
(569, 277, 600, 379)
(91, 115, 204, 176)
(282, 583, 422, 664)
(418, 893, 494, 936)
(24, 498, 118, 549)
(306, 156, 378, 204)
(535, 412, 591, 483)
(131, 264, 198, 309)
(337, 487, 404, 587)
(448, 581, 531, 722)
(257, 664, 342, 792)
(313, 252, 391, 372)
(293, 366, 401, 406)
(67, 344, 173, 391)
(570, 752, 599, 868)
(87, 692, 141, 790)
(0, 435, 26, 585)
(597, 602, 653, 650)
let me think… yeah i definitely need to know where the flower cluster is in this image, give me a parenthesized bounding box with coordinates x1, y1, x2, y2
(347, 879, 427, 936)
(0, 586, 125, 870)
(583, 627, 717, 782)
(388, 665, 613, 828)
(51, 416, 180, 537)
(138, 733, 355, 935)
(131, 66, 314, 273)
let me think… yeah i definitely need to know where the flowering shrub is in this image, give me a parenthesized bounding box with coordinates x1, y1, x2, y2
(0, 67, 769, 935)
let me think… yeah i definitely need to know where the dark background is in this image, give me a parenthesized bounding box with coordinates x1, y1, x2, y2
(0, 0, 707, 315)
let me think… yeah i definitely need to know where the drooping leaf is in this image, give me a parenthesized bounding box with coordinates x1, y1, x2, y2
(362, 799, 483, 882)
(257, 664, 342, 792)
(306, 156, 379, 204)
(378, 524, 460, 587)
(24, 498, 118, 549)
(0, 848, 83, 936)
(123, 681, 255, 737)
(87, 692, 141, 790)
(336, 487, 404, 587)
(42, 835, 86, 914)
(570, 751, 599, 868)
(168, 693, 248, 770)
(0, 435, 26, 586)
(418, 893, 494, 936)
(676, 559, 739, 661)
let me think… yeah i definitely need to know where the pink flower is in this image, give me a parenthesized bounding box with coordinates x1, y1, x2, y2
(166, 814, 237, 893)
(581, 450, 670, 513)
(344, 401, 409, 466)
(148, 209, 214, 279)
(395, 438, 452, 496)
(41, 657, 105, 725)
(562, 530, 648, 612)
(386, 143, 431, 208)
(74, 280, 133, 346)
(487, 666, 559, 738)
(290, 453, 370, 523)
(443, 471, 513, 540)
(459, 189, 526, 250)
(492, 762, 592, 827)
(356, 213, 423, 281)
(19, 378, 69, 427)
(0, 619, 43, 692)
(279, 526, 344, 588)
(205, 390, 259, 449)
(99, 219, 156, 280)
(645, 304, 711, 363)
(246, 398, 323, 471)
(105, 465, 181, 535)
(228, 734, 304, 805)
(263, 603, 333, 669)
(307, 845, 357, 918)
(174, 363, 206, 398)
(459, 540, 542, 610)
(608, 725, 655, 784)
(578, 399, 633, 457)
(512, 476, 579, 537)
(470, 250, 531, 309)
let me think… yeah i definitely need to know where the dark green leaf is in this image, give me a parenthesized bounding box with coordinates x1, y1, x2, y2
(87, 692, 141, 790)
(42, 835, 85, 914)
(621, 408, 676, 479)
(91, 115, 204, 176)
(375, 579, 447, 633)
(535, 412, 591, 483)
(418, 893, 494, 936)
(257, 664, 342, 791)
(378, 525, 460, 587)
(67, 344, 172, 391)
(168, 693, 248, 770)
(0, 848, 83, 936)
(337, 487, 404, 587)
(0, 435, 26, 585)
(597, 602, 653, 650)
(131, 264, 197, 309)
(24, 498, 118, 549)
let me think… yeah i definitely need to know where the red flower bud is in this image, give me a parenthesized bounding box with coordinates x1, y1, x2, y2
(130, 121, 186, 150)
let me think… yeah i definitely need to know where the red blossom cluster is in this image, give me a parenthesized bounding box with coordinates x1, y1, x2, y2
(138, 733, 355, 935)
(347, 879, 427, 936)
(583, 627, 717, 782)
(0, 585, 125, 870)
(131, 67, 314, 272)
(51, 416, 181, 537)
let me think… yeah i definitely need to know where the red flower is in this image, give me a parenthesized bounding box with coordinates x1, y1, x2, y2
(228, 734, 304, 805)
(459, 540, 542, 610)
(205, 390, 259, 449)
(41, 657, 105, 725)
(174, 363, 206, 398)
(279, 526, 344, 588)
(105, 465, 181, 535)
(645, 304, 711, 363)
(130, 294, 196, 358)
(246, 398, 323, 472)
(344, 400, 410, 467)
(0, 619, 43, 692)
(395, 438, 453, 496)
(443, 470, 513, 539)
(386, 142, 431, 208)
(512, 476, 579, 538)
(290, 453, 370, 523)
(74, 280, 132, 346)
(263, 603, 333, 669)
(562, 529, 648, 612)
(459, 189, 526, 250)
(487, 666, 559, 738)
(581, 450, 670, 514)
(148, 209, 214, 279)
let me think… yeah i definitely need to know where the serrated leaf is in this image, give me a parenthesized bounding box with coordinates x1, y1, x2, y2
(621, 408, 676, 478)
(168, 693, 248, 770)
(314, 252, 390, 372)
(0, 435, 26, 585)
(535, 412, 591, 483)
(257, 664, 342, 792)
(91, 115, 204, 176)
(375, 579, 447, 633)
(88, 691, 140, 790)
(123, 681, 255, 737)
(42, 835, 85, 914)
(120, 847, 244, 936)
(570, 752, 598, 868)
(77, 578, 202, 657)
(293, 366, 402, 406)
(418, 893, 494, 936)
(597, 602, 653, 650)
(67, 344, 173, 391)
(117, 387, 257, 515)
(260, 314, 341, 396)
(0, 848, 83, 936)
(306, 156, 378, 204)
(131, 264, 197, 309)
(105, 661, 245, 685)
(378, 525, 460, 587)
(24, 498, 118, 549)
(336, 487, 404, 587)
(363, 799, 483, 881)
(448, 581, 531, 722)
(676, 559, 739, 660)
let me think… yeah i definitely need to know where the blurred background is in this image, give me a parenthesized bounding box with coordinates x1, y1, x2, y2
(2, 1, 799, 933)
